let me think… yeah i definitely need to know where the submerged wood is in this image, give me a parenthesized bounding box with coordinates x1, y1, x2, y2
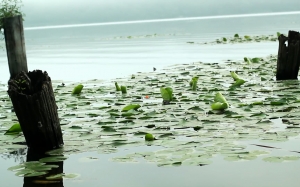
(3, 15, 28, 79)
(276, 30, 300, 80)
(8, 70, 63, 151)
(24, 149, 63, 186)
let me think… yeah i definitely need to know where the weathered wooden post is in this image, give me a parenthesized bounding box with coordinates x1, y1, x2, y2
(276, 30, 300, 80)
(8, 70, 64, 151)
(3, 15, 63, 152)
(3, 15, 28, 79)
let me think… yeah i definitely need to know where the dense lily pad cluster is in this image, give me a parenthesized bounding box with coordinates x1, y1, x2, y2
(1, 54, 300, 169)
(187, 33, 282, 45)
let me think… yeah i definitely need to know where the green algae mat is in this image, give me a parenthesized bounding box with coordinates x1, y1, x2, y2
(1, 53, 300, 177)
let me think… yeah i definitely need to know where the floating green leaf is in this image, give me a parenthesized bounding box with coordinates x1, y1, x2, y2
(251, 58, 261, 63)
(263, 156, 299, 163)
(121, 86, 127, 94)
(189, 77, 198, 91)
(64, 173, 80, 179)
(160, 87, 173, 104)
(46, 173, 80, 180)
(230, 72, 240, 81)
(122, 104, 141, 112)
(115, 82, 121, 91)
(145, 133, 155, 141)
(276, 32, 281, 37)
(72, 84, 83, 94)
(244, 35, 251, 40)
(211, 92, 229, 110)
(244, 57, 251, 64)
(39, 156, 68, 163)
(4, 123, 22, 135)
(211, 102, 228, 110)
(230, 79, 246, 88)
(8, 161, 59, 178)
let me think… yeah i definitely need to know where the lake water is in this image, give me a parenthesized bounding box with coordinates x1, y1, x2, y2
(1, 140, 300, 187)
(1, 12, 300, 83)
(1, 11, 300, 187)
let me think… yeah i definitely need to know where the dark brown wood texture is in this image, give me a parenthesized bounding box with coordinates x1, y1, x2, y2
(276, 30, 300, 80)
(8, 70, 63, 152)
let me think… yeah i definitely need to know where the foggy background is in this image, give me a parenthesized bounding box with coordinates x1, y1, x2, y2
(23, 0, 300, 27)
(0, 0, 299, 83)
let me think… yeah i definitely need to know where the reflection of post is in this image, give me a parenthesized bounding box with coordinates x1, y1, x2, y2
(23, 149, 64, 187)
(276, 30, 300, 80)
(3, 15, 28, 79)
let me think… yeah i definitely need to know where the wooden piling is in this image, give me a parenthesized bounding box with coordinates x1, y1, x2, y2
(3, 15, 28, 79)
(8, 70, 64, 152)
(276, 30, 300, 80)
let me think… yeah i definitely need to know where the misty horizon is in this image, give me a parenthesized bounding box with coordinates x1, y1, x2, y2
(22, 0, 300, 27)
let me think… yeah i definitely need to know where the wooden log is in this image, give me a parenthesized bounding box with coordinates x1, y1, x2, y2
(276, 30, 300, 80)
(3, 15, 28, 79)
(7, 70, 63, 152)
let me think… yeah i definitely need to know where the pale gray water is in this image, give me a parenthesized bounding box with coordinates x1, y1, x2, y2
(1, 2, 300, 186)
(1, 13, 299, 83)
(1, 141, 300, 187)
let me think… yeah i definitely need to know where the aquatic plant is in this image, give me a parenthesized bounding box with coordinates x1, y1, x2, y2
(188, 32, 284, 45)
(0, 0, 24, 37)
(145, 133, 154, 141)
(189, 77, 198, 91)
(115, 82, 127, 93)
(230, 72, 245, 89)
(72, 84, 83, 95)
(4, 123, 21, 135)
(211, 92, 229, 110)
(2, 54, 300, 168)
(160, 87, 173, 104)
(115, 82, 121, 91)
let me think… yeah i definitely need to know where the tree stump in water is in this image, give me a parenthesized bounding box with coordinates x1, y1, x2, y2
(276, 30, 300, 80)
(8, 70, 63, 152)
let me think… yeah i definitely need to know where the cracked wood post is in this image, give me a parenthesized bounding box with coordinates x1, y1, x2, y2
(276, 30, 300, 80)
(3, 15, 28, 79)
(8, 70, 64, 152)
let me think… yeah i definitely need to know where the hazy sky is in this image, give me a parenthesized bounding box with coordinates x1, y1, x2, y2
(22, 0, 300, 27)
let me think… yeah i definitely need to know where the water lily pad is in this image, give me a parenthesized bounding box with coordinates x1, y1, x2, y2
(145, 133, 155, 141)
(39, 156, 68, 163)
(72, 84, 84, 94)
(4, 123, 22, 135)
(160, 87, 173, 103)
(122, 104, 141, 112)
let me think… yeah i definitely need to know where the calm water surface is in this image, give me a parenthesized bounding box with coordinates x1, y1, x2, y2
(1, 141, 300, 187)
(1, 13, 300, 83)
(0, 12, 300, 187)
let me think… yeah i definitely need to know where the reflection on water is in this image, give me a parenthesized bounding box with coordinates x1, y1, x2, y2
(1, 143, 300, 187)
(63, 146, 300, 187)
(1, 148, 27, 163)
(23, 149, 64, 187)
